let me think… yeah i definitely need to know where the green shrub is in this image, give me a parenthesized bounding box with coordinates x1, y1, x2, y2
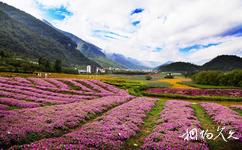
(192, 70, 242, 87)
(145, 76, 152, 80)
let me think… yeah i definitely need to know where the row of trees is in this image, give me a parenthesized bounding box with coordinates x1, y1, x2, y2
(38, 57, 62, 73)
(0, 50, 63, 73)
(192, 70, 242, 87)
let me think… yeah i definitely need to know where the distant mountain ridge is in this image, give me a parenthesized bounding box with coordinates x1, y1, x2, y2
(51, 26, 121, 68)
(201, 55, 242, 71)
(158, 62, 199, 72)
(0, 2, 97, 66)
(106, 53, 149, 70)
(43, 20, 148, 69)
(157, 55, 242, 72)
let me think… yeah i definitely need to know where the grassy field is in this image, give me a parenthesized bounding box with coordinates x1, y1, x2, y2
(158, 76, 196, 89)
(181, 81, 240, 89)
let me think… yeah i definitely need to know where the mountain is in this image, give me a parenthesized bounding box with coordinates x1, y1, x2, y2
(59, 30, 121, 68)
(201, 55, 242, 71)
(161, 61, 174, 66)
(42, 20, 119, 68)
(153, 61, 173, 70)
(0, 2, 97, 66)
(106, 53, 149, 70)
(157, 55, 242, 72)
(158, 62, 200, 72)
(141, 61, 162, 68)
(43, 20, 152, 70)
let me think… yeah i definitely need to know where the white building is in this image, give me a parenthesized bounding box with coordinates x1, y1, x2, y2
(87, 65, 105, 73)
(87, 65, 92, 73)
(78, 69, 87, 74)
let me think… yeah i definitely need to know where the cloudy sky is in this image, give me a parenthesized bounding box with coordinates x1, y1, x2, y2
(1, 0, 242, 66)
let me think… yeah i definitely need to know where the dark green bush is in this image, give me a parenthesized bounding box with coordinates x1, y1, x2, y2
(145, 76, 152, 80)
(192, 70, 242, 87)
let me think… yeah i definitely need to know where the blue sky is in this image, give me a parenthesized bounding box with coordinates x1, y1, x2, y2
(44, 5, 72, 20)
(220, 25, 242, 37)
(2, 0, 242, 66)
(131, 8, 144, 15)
(180, 43, 222, 53)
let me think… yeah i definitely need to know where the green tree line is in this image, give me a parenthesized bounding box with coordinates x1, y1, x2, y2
(192, 70, 242, 87)
(0, 50, 62, 73)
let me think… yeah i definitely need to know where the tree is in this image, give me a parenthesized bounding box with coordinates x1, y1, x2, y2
(45, 59, 51, 72)
(54, 59, 62, 72)
(38, 57, 44, 66)
(145, 75, 152, 80)
(38, 57, 52, 72)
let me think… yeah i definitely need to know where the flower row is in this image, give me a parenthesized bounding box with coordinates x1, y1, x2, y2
(230, 105, 242, 110)
(142, 100, 208, 150)
(0, 90, 66, 105)
(44, 78, 70, 90)
(0, 97, 40, 108)
(0, 95, 134, 147)
(146, 88, 242, 97)
(16, 97, 156, 149)
(0, 77, 128, 97)
(0, 104, 8, 110)
(200, 102, 242, 142)
(27, 78, 57, 88)
(0, 84, 96, 103)
(91, 80, 129, 96)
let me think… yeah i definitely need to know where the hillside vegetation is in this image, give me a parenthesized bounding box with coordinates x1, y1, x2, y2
(201, 55, 242, 71)
(0, 2, 96, 66)
(157, 55, 242, 73)
(158, 62, 199, 72)
(192, 70, 242, 87)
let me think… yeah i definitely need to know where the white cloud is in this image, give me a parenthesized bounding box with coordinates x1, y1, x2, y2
(1, 0, 43, 19)
(1, 0, 242, 66)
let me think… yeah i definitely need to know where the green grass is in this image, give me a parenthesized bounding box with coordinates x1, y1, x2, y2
(122, 99, 166, 149)
(8, 106, 21, 110)
(59, 80, 81, 90)
(181, 81, 240, 89)
(192, 104, 242, 150)
(103, 79, 170, 96)
(103, 79, 146, 96)
(143, 92, 242, 102)
(146, 81, 171, 88)
(231, 108, 242, 116)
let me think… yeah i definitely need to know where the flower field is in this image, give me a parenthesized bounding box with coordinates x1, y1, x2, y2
(15, 97, 156, 149)
(146, 88, 242, 97)
(200, 102, 242, 142)
(142, 100, 208, 150)
(230, 105, 242, 110)
(0, 77, 129, 108)
(0, 77, 241, 149)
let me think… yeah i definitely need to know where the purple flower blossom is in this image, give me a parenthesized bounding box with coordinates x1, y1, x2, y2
(0, 77, 130, 107)
(16, 97, 156, 149)
(0, 97, 40, 108)
(142, 100, 209, 150)
(146, 88, 242, 97)
(0, 104, 8, 110)
(200, 102, 242, 142)
(230, 105, 242, 110)
(0, 96, 134, 147)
